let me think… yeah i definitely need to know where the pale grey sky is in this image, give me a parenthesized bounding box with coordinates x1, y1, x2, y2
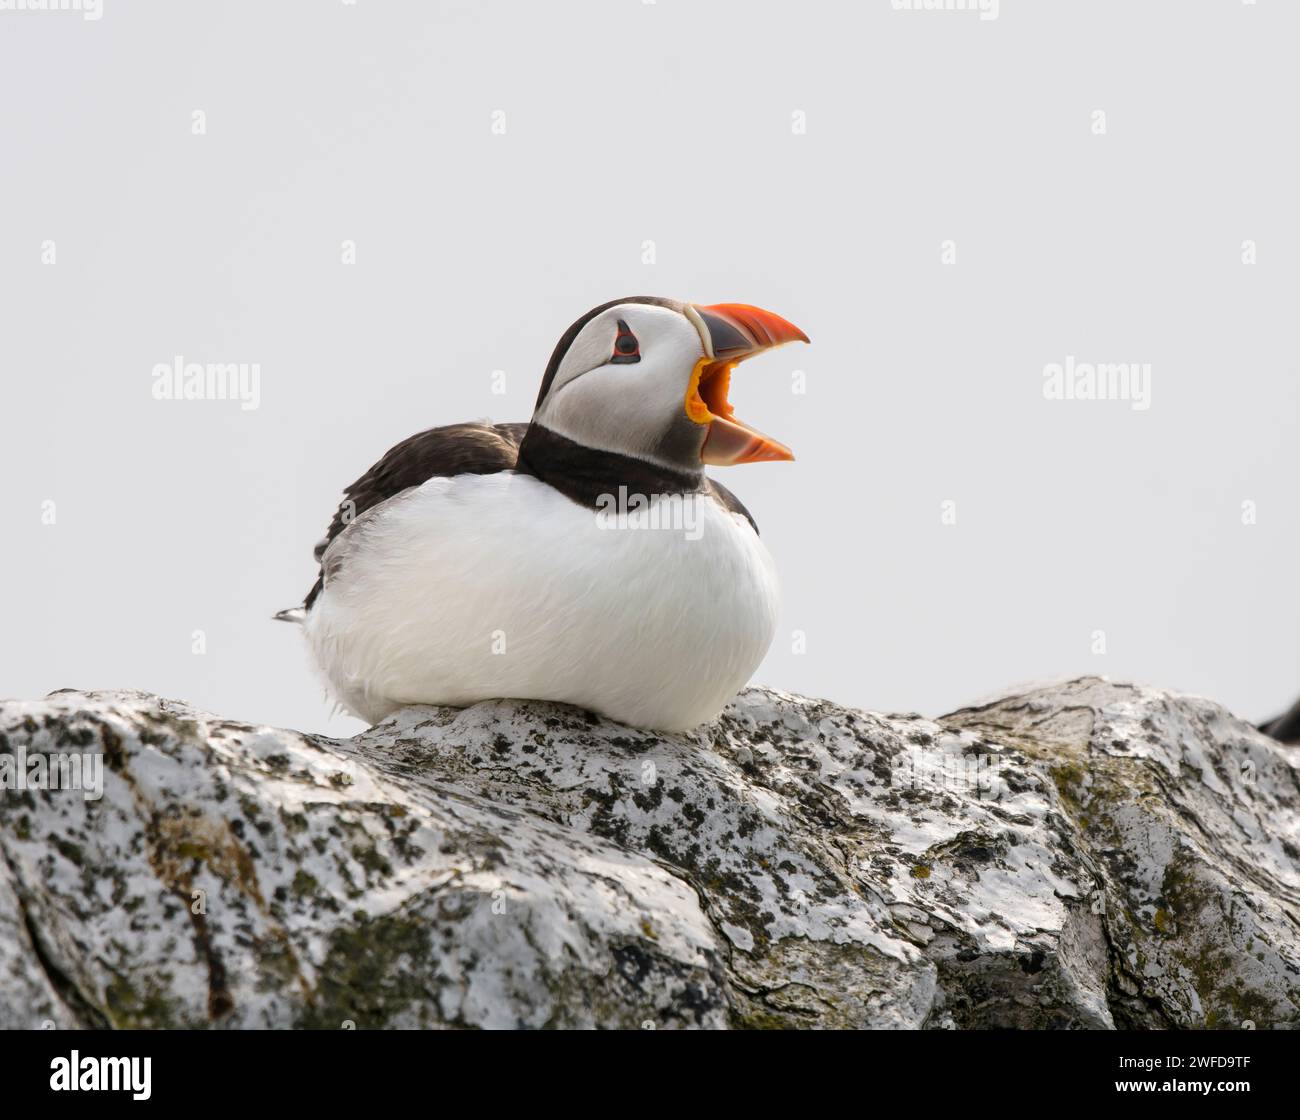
(2, 0, 1296, 737)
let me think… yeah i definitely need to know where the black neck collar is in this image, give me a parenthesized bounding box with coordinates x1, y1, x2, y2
(515, 424, 705, 509)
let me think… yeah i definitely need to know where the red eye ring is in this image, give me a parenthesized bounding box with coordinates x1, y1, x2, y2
(610, 318, 640, 363)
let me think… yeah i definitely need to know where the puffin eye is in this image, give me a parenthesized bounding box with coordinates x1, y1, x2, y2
(610, 319, 640, 364)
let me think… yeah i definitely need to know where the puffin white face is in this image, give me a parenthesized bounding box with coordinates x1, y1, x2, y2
(531, 297, 809, 473)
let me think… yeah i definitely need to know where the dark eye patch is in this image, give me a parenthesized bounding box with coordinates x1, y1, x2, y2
(610, 318, 640, 364)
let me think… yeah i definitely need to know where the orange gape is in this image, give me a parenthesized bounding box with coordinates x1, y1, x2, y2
(684, 358, 723, 423)
(685, 302, 806, 465)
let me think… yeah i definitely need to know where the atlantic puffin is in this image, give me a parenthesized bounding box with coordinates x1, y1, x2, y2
(277, 297, 808, 731)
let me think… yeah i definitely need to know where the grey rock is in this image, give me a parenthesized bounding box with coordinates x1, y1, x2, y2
(0, 678, 1296, 1029)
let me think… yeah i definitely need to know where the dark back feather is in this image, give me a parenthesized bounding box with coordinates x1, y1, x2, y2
(299, 421, 528, 610)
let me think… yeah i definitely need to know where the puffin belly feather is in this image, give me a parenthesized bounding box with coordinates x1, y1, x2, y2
(302, 471, 779, 730)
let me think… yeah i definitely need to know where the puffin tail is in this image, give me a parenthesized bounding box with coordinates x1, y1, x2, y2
(273, 607, 306, 624)
(1259, 696, 1300, 745)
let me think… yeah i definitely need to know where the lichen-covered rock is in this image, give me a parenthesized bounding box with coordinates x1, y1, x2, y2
(0, 678, 1296, 1029)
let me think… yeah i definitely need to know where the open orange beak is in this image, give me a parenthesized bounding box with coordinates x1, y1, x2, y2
(685, 303, 809, 465)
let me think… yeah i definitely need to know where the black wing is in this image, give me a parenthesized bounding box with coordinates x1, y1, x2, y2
(706, 477, 759, 535)
(291, 421, 529, 612)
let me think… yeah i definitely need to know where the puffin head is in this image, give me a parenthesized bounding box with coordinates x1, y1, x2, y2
(529, 296, 808, 474)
